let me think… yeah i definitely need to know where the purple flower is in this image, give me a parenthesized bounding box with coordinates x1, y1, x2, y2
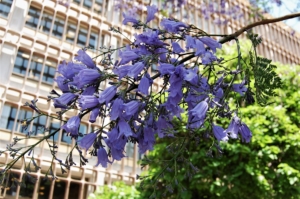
(79, 95, 99, 110)
(113, 65, 130, 79)
(61, 116, 81, 138)
(78, 133, 97, 150)
(239, 123, 252, 143)
(186, 35, 196, 50)
(55, 76, 69, 92)
(122, 12, 139, 25)
(53, 93, 77, 109)
(134, 30, 165, 46)
(195, 40, 206, 56)
(232, 81, 247, 96)
(123, 100, 140, 119)
(118, 119, 133, 137)
(172, 42, 184, 53)
(138, 74, 150, 95)
(200, 36, 222, 52)
(201, 51, 217, 65)
(127, 62, 145, 79)
(73, 69, 101, 89)
(89, 108, 100, 123)
(160, 19, 188, 33)
(119, 45, 139, 65)
(82, 86, 96, 95)
(98, 86, 117, 104)
(212, 124, 228, 142)
(110, 98, 124, 121)
(146, 5, 158, 23)
(96, 147, 111, 168)
(58, 61, 86, 80)
(156, 116, 173, 138)
(189, 101, 209, 120)
(158, 63, 175, 76)
(225, 116, 241, 139)
(75, 49, 96, 68)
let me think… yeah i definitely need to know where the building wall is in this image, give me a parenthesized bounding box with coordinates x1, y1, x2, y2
(0, 0, 299, 199)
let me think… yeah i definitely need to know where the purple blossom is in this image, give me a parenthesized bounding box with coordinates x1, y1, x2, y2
(53, 93, 77, 109)
(138, 74, 151, 95)
(146, 5, 158, 23)
(73, 69, 101, 89)
(127, 62, 145, 79)
(119, 45, 139, 65)
(158, 63, 175, 76)
(123, 100, 140, 119)
(82, 86, 96, 95)
(134, 30, 165, 46)
(199, 37, 222, 53)
(172, 42, 184, 53)
(239, 123, 252, 143)
(232, 81, 247, 96)
(189, 101, 209, 120)
(89, 108, 100, 123)
(113, 65, 130, 79)
(156, 116, 173, 138)
(78, 133, 97, 150)
(75, 49, 96, 68)
(225, 116, 241, 139)
(96, 147, 111, 168)
(110, 98, 124, 121)
(79, 95, 99, 110)
(201, 51, 217, 65)
(61, 115, 81, 139)
(194, 39, 206, 56)
(212, 124, 228, 142)
(160, 19, 188, 33)
(55, 76, 69, 92)
(118, 119, 133, 137)
(186, 35, 196, 50)
(58, 61, 86, 80)
(122, 11, 139, 25)
(98, 86, 117, 104)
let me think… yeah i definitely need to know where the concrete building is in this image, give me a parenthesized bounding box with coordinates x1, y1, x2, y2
(0, 0, 299, 198)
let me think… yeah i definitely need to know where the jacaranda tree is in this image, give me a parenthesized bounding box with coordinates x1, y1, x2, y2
(1, 1, 300, 197)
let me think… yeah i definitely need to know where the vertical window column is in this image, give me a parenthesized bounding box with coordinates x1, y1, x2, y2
(13, 50, 30, 75)
(26, 6, 41, 29)
(0, 0, 13, 18)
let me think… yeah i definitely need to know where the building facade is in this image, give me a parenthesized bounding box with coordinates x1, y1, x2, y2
(0, 0, 299, 199)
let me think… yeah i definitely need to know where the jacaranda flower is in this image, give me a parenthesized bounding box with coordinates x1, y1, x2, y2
(73, 69, 101, 89)
(199, 36, 222, 52)
(189, 101, 209, 120)
(98, 86, 117, 105)
(53, 93, 77, 109)
(75, 49, 96, 68)
(78, 133, 97, 150)
(55, 76, 69, 92)
(96, 147, 111, 167)
(110, 98, 124, 121)
(78, 95, 99, 110)
(127, 62, 145, 79)
(239, 123, 252, 143)
(160, 19, 188, 33)
(119, 45, 139, 65)
(146, 5, 158, 23)
(61, 115, 81, 138)
(89, 108, 100, 123)
(212, 124, 229, 142)
(138, 75, 150, 95)
(232, 81, 247, 96)
(118, 119, 133, 137)
(172, 42, 185, 53)
(225, 115, 241, 139)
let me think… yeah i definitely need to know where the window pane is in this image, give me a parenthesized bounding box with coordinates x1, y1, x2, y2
(94, 0, 103, 14)
(73, 0, 81, 5)
(0, 104, 17, 130)
(32, 115, 47, 135)
(26, 6, 41, 29)
(77, 26, 87, 47)
(29, 54, 44, 80)
(52, 16, 65, 39)
(66, 21, 77, 43)
(15, 108, 33, 133)
(89, 30, 98, 49)
(0, 0, 13, 17)
(39, 11, 53, 34)
(79, 123, 87, 134)
(14, 50, 29, 75)
(43, 59, 56, 84)
(83, 0, 92, 9)
(61, 132, 72, 144)
(49, 117, 61, 141)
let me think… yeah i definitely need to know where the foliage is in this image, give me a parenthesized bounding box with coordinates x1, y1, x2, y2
(137, 48, 300, 198)
(89, 181, 140, 199)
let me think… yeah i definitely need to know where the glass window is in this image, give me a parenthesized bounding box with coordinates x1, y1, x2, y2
(29, 54, 44, 80)
(43, 59, 56, 84)
(14, 50, 29, 75)
(126, 142, 134, 158)
(66, 21, 77, 43)
(39, 11, 53, 34)
(0, 0, 13, 18)
(94, 0, 103, 14)
(83, 0, 92, 9)
(89, 30, 99, 49)
(49, 117, 61, 141)
(52, 16, 65, 39)
(0, 104, 17, 131)
(15, 108, 33, 133)
(73, 0, 81, 5)
(77, 25, 88, 46)
(26, 6, 41, 29)
(32, 115, 47, 135)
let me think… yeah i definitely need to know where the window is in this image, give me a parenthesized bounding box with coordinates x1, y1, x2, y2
(32, 115, 47, 135)
(39, 11, 53, 34)
(83, 0, 92, 9)
(94, 0, 103, 14)
(0, 104, 17, 131)
(49, 117, 61, 141)
(14, 50, 29, 75)
(66, 21, 77, 43)
(89, 30, 99, 49)
(52, 16, 65, 39)
(126, 142, 134, 158)
(43, 59, 56, 84)
(77, 24, 88, 46)
(0, 0, 13, 17)
(15, 109, 33, 133)
(26, 6, 41, 29)
(29, 54, 44, 80)
(73, 0, 81, 5)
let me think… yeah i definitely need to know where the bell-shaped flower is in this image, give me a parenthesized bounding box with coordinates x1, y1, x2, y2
(225, 116, 241, 139)
(123, 100, 140, 119)
(119, 45, 139, 65)
(55, 76, 69, 92)
(134, 30, 165, 46)
(98, 86, 117, 105)
(122, 11, 139, 25)
(110, 98, 124, 121)
(232, 81, 247, 96)
(160, 19, 188, 33)
(58, 61, 86, 80)
(172, 42, 185, 53)
(199, 36, 222, 52)
(189, 101, 209, 120)
(73, 69, 101, 89)
(186, 35, 196, 50)
(79, 95, 99, 110)
(239, 123, 252, 143)
(158, 63, 175, 76)
(212, 124, 228, 142)
(146, 5, 158, 23)
(96, 147, 111, 168)
(128, 62, 145, 79)
(201, 51, 217, 65)
(89, 108, 100, 123)
(138, 74, 151, 95)
(75, 49, 96, 68)
(118, 119, 133, 137)
(61, 115, 81, 138)
(78, 133, 97, 150)
(113, 65, 130, 79)
(194, 39, 206, 56)
(53, 93, 77, 109)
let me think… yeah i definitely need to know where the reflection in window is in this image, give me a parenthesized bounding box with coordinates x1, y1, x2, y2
(43, 59, 56, 84)
(26, 6, 41, 29)
(77, 25, 88, 46)
(14, 50, 29, 75)
(52, 16, 65, 39)
(29, 54, 44, 80)
(0, 0, 13, 17)
(66, 21, 77, 43)
(39, 11, 53, 34)
(89, 30, 99, 49)
(15, 108, 33, 133)
(0, 104, 17, 131)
